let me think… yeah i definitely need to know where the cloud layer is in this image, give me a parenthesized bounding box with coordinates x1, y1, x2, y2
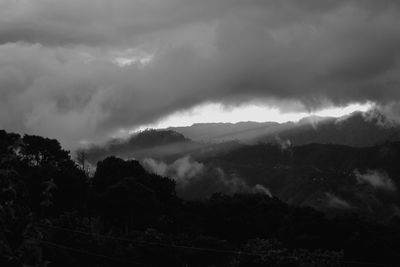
(1, 1, 400, 147)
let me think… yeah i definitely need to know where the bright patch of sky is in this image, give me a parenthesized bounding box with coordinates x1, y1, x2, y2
(112, 48, 155, 67)
(113, 55, 153, 67)
(126, 102, 373, 134)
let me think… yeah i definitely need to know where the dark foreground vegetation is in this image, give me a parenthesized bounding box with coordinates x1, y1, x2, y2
(1, 129, 400, 266)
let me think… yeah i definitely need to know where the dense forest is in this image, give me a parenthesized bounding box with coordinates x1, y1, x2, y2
(1, 129, 400, 266)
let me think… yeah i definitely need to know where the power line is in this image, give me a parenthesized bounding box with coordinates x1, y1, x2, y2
(35, 223, 255, 257)
(36, 223, 397, 266)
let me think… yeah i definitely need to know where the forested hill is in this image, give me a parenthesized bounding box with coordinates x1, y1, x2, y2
(83, 129, 203, 164)
(169, 110, 400, 147)
(83, 110, 400, 170)
(1, 129, 400, 266)
(83, 129, 241, 164)
(205, 142, 400, 219)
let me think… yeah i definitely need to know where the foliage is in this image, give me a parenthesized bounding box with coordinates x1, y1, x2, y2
(0, 129, 399, 266)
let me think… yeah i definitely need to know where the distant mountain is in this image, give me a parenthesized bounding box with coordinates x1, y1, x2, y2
(84, 129, 241, 164)
(169, 110, 400, 147)
(169, 121, 280, 143)
(203, 141, 400, 220)
(259, 111, 400, 147)
(84, 110, 400, 170)
(82, 116, 400, 219)
(84, 129, 194, 164)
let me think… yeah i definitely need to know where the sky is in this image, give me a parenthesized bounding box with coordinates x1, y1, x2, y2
(128, 102, 373, 134)
(1, 0, 400, 149)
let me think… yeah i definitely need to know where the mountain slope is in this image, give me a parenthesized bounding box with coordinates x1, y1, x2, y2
(169, 111, 400, 147)
(259, 111, 400, 147)
(84, 129, 195, 164)
(169, 121, 280, 142)
(84, 129, 241, 164)
(205, 142, 400, 219)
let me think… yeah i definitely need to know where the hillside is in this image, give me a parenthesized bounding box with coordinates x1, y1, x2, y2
(169, 110, 400, 147)
(84, 129, 201, 164)
(84, 129, 241, 165)
(202, 142, 400, 219)
(1, 129, 400, 266)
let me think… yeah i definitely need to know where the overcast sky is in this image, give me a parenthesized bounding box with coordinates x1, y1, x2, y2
(1, 0, 400, 148)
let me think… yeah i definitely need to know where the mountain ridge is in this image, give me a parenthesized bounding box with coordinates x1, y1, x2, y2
(167, 110, 400, 147)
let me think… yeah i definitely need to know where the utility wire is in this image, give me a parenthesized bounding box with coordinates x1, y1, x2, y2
(36, 223, 397, 266)
(36, 223, 255, 257)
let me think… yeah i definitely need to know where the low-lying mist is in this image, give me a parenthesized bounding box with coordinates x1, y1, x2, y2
(142, 155, 271, 200)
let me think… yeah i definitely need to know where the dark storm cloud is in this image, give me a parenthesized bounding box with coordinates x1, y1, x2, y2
(1, 0, 400, 148)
